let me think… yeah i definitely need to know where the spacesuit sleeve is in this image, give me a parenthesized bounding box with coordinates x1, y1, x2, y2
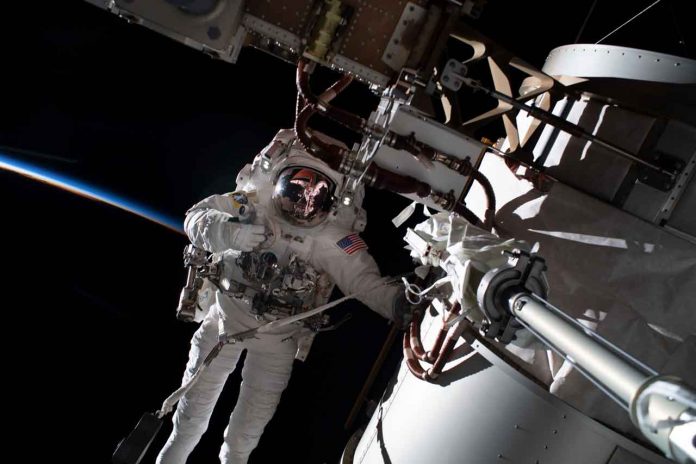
(315, 233, 401, 321)
(184, 194, 244, 253)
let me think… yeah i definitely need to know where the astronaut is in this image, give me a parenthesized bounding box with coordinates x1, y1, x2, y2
(157, 130, 405, 464)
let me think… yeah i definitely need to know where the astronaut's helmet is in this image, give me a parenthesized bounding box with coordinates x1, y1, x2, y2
(272, 166, 337, 227)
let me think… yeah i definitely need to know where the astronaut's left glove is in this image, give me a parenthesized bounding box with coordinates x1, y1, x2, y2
(392, 292, 415, 330)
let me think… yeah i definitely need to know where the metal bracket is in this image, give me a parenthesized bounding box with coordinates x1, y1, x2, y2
(440, 59, 468, 92)
(656, 152, 696, 225)
(637, 152, 686, 191)
(381, 2, 427, 71)
(476, 249, 548, 343)
(176, 245, 219, 322)
(242, 14, 302, 51)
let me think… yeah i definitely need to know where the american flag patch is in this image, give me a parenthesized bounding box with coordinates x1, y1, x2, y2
(336, 233, 367, 255)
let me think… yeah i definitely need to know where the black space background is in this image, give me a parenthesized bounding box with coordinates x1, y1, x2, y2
(1, 1, 693, 463)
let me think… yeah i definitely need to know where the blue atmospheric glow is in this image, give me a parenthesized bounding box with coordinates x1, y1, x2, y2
(0, 152, 183, 234)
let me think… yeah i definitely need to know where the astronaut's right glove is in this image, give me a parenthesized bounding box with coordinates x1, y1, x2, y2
(229, 222, 267, 251)
(392, 292, 415, 330)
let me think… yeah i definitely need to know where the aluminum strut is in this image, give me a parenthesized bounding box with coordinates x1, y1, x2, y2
(477, 252, 695, 463)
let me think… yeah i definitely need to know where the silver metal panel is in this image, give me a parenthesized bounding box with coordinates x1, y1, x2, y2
(380, 2, 427, 71)
(531, 96, 696, 231)
(330, 55, 390, 89)
(353, 309, 668, 464)
(543, 45, 696, 84)
(373, 106, 486, 210)
(109, 0, 246, 61)
(242, 14, 301, 51)
(532, 97, 648, 202)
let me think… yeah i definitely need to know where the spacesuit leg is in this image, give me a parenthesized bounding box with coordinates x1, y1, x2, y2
(157, 311, 244, 464)
(219, 337, 296, 464)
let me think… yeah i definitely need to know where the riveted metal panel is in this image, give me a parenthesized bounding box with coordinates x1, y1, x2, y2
(543, 45, 696, 84)
(352, 308, 668, 464)
(113, 0, 245, 53)
(245, 0, 431, 84)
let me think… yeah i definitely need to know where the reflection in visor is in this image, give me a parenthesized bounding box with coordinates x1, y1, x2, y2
(272, 167, 336, 227)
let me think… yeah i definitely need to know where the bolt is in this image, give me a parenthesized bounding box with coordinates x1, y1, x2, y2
(502, 249, 519, 258)
(207, 26, 221, 40)
(514, 300, 526, 312)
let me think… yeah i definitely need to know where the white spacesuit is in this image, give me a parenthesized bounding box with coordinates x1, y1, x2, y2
(156, 130, 403, 464)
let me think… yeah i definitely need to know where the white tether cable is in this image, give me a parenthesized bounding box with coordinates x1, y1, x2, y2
(596, 0, 662, 44)
(401, 276, 451, 305)
(156, 279, 405, 418)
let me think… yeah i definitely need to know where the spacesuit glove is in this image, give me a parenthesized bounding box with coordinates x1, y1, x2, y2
(229, 223, 267, 251)
(392, 292, 415, 330)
